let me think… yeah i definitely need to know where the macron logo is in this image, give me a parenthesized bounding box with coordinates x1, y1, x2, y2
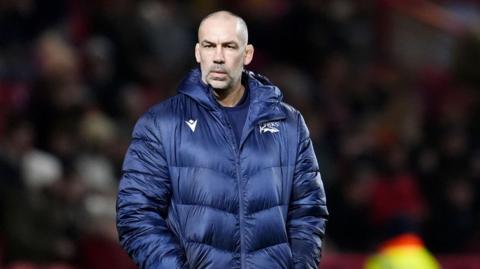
(185, 119, 197, 132)
(259, 121, 280, 134)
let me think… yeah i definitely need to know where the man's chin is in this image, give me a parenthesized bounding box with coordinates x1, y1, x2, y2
(207, 80, 230, 90)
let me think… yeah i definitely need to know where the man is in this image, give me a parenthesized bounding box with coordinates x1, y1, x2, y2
(116, 10, 328, 269)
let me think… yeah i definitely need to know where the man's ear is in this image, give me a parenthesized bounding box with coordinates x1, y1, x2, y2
(244, 44, 254, 65)
(195, 43, 201, 63)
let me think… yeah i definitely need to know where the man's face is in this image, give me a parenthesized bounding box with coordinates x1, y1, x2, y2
(195, 17, 253, 91)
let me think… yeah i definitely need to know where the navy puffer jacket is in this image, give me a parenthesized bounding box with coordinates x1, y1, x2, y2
(117, 69, 328, 269)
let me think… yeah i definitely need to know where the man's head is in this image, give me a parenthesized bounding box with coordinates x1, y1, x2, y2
(195, 11, 254, 91)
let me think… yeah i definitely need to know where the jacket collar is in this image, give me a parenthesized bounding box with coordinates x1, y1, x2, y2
(178, 68, 286, 123)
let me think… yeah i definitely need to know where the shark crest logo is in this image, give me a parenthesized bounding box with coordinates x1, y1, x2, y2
(259, 121, 280, 134)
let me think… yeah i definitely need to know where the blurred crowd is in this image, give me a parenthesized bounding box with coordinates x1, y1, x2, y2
(0, 0, 480, 268)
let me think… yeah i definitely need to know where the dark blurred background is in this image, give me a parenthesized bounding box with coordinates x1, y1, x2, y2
(1, 0, 480, 268)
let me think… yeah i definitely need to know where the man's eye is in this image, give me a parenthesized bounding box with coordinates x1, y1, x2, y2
(204, 44, 214, 48)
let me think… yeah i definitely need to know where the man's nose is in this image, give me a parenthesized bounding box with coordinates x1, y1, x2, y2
(213, 46, 225, 64)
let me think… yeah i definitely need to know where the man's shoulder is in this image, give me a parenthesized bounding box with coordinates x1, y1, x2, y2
(147, 94, 185, 117)
(277, 101, 301, 121)
(135, 94, 187, 130)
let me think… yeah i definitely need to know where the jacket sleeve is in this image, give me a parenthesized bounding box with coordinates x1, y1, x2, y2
(288, 114, 329, 269)
(116, 111, 186, 269)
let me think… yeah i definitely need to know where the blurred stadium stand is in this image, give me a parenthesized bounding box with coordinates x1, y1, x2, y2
(1, 0, 480, 268)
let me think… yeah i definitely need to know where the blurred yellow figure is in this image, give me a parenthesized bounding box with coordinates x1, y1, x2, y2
(364, 233, 440, 269)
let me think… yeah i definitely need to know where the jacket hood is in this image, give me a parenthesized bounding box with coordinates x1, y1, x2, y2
(177, 68, 284, 114)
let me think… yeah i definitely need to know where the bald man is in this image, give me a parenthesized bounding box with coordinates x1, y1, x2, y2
(117, 11, 328, 269)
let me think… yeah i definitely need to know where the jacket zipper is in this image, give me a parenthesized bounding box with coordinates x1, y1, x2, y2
(236, 117, 287, 269)
(212, 101, 285, 269)
(217, 109, 246, 269)
(235, 149, 246, 269)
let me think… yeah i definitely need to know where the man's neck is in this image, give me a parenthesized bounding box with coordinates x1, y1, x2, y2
(213, 82, 245, 108)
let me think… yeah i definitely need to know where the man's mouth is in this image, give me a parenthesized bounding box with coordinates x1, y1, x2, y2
(210, 70, 227, 75)
(209, 70, 228, 80)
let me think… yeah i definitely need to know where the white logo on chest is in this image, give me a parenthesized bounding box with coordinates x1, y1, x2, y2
(259, 121, 280, 134)
(185, 119, 197, 132)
